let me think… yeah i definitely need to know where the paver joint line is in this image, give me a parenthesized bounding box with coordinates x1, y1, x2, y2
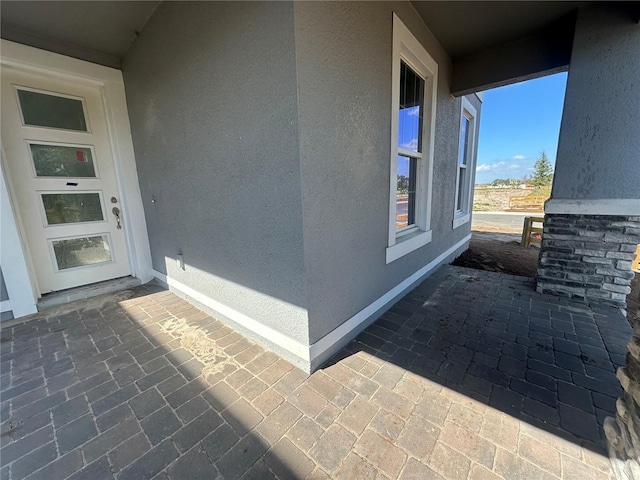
(0, 267, 626, 479)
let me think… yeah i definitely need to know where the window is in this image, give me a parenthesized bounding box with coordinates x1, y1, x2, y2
(17, 88, 88, 132)
(453, 97, 478, 229)
(386, 14, 438, 264)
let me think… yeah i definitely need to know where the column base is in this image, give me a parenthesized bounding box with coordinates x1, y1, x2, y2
(536, 214, 640, 310)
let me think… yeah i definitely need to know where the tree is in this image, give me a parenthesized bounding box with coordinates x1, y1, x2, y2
(491, 178, 521, 188)
(397, 175, 409, 194)
(532, 151, 553, 188)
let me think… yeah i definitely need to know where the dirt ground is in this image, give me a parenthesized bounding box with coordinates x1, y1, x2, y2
(473, 187, 539, 212)
(452, 230, 640, 325)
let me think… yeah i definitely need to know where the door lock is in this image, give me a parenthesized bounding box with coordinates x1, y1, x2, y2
(112, 207, 122, 229)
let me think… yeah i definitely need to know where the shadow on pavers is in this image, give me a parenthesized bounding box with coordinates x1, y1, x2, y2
(0, 283, 302, 479)
(325, 264, 630, 457)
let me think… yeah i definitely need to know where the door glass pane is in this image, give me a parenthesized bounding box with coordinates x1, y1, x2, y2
(396, 155, 417, 230)
(30, 144, 96, 178)
(17, 89, 87, 131)
(41, 193, 104, 225)
(52, 235, 111, 270)
(398, 61, 424, 152)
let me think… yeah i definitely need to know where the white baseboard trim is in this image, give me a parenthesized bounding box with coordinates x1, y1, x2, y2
(152, 270, 310, 362)
(152, 234, 471, 371)
(545, 199, 640, 216)
(0, 300, 11, 313)
(309, 234, 472, 367)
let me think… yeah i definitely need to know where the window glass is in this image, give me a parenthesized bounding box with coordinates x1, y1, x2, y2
(52, 235, 111, 270)
(455, 102, 476, 220)
(396, 155, 416, 229)
(398, 62, 424, 152)
(456, 169, 465, 211)
(387, 14, 438, 262)
(30, 144, 96, 178)
(459, 116, 470, 166)
(18, 89, 87, 131)
(42, 193, 104, 225)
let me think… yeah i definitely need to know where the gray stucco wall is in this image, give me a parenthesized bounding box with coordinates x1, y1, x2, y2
(293, 2, 479, 343)
(122, 2, 309, 344)
(552, 4, 640, 200)
(0, 268, 13, 321)
(1, 268, 8, 302)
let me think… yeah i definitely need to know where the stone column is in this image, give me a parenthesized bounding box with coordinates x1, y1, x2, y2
(536, 3, 640, 307)
(536, 5, 640, 478)
(537, 215, 640, 309)
(605, 309, 640, 479)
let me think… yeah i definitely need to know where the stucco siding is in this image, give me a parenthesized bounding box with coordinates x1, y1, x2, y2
(1, 268, 8, 302)
(552, 4, 640, 201)
(122, 2, 309, 345)
(122, 0, 481, 364)
(0, 268, 13, 321)
(294, 2, 477, 344)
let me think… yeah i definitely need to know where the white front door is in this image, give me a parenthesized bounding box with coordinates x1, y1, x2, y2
(1, 67, 131, 294)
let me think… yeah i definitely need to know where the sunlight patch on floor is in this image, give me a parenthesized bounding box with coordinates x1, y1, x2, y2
(160, 316, 243, 378)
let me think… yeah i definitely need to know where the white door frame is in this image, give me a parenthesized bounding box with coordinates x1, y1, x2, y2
(0, 40, 153, 317)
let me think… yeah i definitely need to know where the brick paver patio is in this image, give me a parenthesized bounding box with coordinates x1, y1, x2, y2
(0, 265, 631, 479)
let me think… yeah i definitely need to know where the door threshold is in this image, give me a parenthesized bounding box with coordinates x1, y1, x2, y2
(37, 276, 142, 312)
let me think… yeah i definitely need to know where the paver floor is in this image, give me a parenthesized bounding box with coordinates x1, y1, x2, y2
(0, 265, 631, 479)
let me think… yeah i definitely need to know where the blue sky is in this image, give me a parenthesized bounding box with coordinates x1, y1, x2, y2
(474, 72, 568, 184)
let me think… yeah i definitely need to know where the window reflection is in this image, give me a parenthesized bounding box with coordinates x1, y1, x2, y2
(30, 144, 96, 178)
(18, 89, 88, 132)
(42, 193, 104, 225)
(398, 61, 424, 152)
(52, 236, 111, 270)
(459, 116, 469, 166)
(396, 155, 416, 229)
(457, 169, 465, 211)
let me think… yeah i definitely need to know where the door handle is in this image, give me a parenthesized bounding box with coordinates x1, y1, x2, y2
(112, 207, 122, 229)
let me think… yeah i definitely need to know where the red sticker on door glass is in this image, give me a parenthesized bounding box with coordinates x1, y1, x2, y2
(76, 151, 86, 162)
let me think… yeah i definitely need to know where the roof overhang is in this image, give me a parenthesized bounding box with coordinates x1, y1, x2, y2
(0, 1, 160, 69)
(2, 2, 636, 93)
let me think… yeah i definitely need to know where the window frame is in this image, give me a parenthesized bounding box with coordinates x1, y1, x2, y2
(452, 97, 478, 229)
(386, 14, 438, 264)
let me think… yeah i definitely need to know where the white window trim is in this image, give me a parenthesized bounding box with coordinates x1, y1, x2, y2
(452, 213, 471, 230)
(386, 14, 437, 264)
(453, 97, 478, 229)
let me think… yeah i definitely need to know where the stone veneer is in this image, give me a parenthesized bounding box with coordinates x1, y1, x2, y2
(537, 214, 640, 310)
(605, 310, 640, 479)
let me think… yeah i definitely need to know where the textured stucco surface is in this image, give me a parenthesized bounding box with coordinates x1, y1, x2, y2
(0, 268, 13, 321)
(552, 4, 640, 200)
(123, 1, 482, 357)
(0, 268, 8, 302)
(122, 2, 309, 344)
(293, 2, 480, 343)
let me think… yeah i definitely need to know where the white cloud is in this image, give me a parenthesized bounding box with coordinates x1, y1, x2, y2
(476, 161, 508, 172)
(400, 138, 418, 150)
(513, 155, 525, 160)
(475, 159, 536, 184)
